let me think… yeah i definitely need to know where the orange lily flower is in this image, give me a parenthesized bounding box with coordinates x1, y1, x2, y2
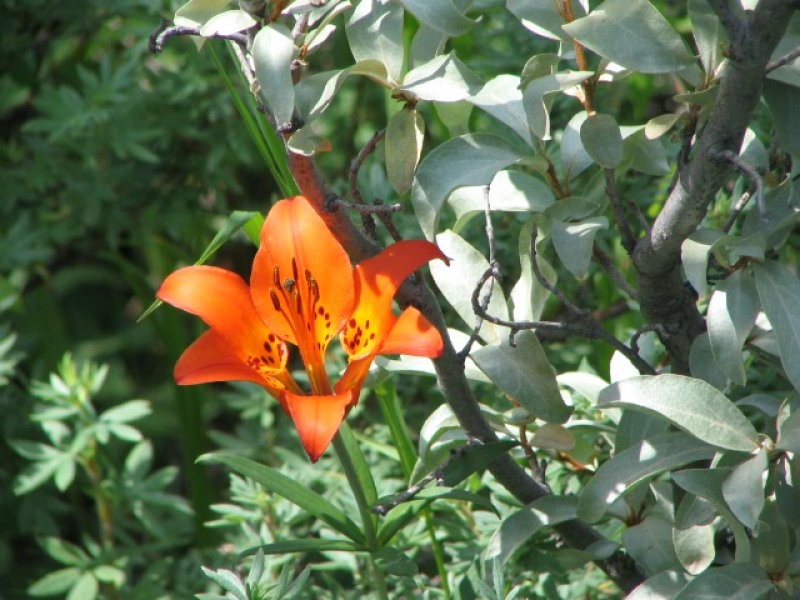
(157, 195, 447, 461)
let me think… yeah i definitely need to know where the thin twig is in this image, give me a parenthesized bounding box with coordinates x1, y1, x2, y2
(519, 423, 549, 488)
(716, 149, 766, 218)
(371, 439, 483, 516)
(604, 169, 638, 254)
(372, 198, 404, 242)
(149, 23, 248, 54)
(722, 191, 752, 233)
(328, 196, 402, 214)
(766, 47, 800, 73)
(459, 187, 497, 360)
(348, 129, 387, 241)
(630, 323, 670, 355)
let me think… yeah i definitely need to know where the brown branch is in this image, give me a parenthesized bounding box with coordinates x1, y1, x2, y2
(716, 149, 766, 217)
(148, 23, 248, 54)
(348, 129, 386, 241)
(632, 0, 797, 374)
(766, 46, 800, 73)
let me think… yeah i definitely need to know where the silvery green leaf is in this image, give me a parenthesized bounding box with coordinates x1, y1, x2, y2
(753, 261, 800, 392)
(198, 8, 255, 36)
(551, 216, 608, 278)
(174, 0, 233, 28)
(739, 128, 768, 170)
(468, 75, 532, 146)
(763, 80, 800, 158)
(562, 0, 696, 73)
(623, 516, 682, 575)
(412, 134, 522, 239)
(689, 332, 729, 390)
(597, 374, 759, 451)
(510, 220, 556, 322)
(688, 0, 728, 77)
(623, 130, 671, 175)
(409, 24, 447, 68)
(674, 563, 773, 600)
(615, 410, 668, 452)
(507, 0, 586, 41)
(397, 0, 477, 37)
(519, 53, 562, 86)
(580, 113, 623, 168)
(295, 60, 389, 119)
(485, 495, 578, 564)
(560, 112, 592, 178)
(430, 230, 508, 344)
(707, 269, 759, 386)
(346, 0, 404, 83)
(626, 570, 691, 600)
(521, 71, 593, 140)
(450, 171, 554, 231)
(471, 330, 571, 424)
(681, 228, 725, 297)
(385, 107, 424, 195)
(741, 178, 800, 250)
(644, 112, 681, 140)
(673, 494, 716, 574)
(766, 13, 800, 87)
(577, 431, 714, 523)
(722, 448, 767, 529)
(435, 101, 473, 136)
(252, 23, 297, 129)
(401, 53, 482, 102)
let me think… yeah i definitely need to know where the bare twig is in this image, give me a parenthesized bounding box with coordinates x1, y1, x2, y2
(459, 188, 497, 360)
(371, 438, 483, 516)
(327, 196, 402, 214)
(348, 129, 387, 241)
(716, 149, 766, 218)
(519, 424, 549, 488)
(766, 47, 800, 73)
(722, 191, 752, 233)
(149, 23, 248, 54)
(372, 198, 404, 242)
(630, 323, 670, 355)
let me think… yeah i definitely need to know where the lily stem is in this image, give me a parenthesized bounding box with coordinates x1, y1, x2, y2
(332, 432, 389, 598)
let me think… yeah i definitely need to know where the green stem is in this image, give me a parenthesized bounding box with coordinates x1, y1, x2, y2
(332, 432, 389, 599)
(368, 554, 390, 600)
(423, 511, 451, 600)
(331, 434, 378, 548)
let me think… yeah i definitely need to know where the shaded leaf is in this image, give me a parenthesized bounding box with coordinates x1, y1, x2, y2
(385, 107, 424, 195)
(580, 113, 623, 168)
(674, 563, 773, 600)
(722, 448, 767, 529)
(253, 23, 296, 129)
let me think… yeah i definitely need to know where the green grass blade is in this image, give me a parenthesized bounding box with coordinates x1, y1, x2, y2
(199, 453, 366, 545)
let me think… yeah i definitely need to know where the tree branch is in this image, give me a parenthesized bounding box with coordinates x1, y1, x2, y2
(631, 0, 797, 373)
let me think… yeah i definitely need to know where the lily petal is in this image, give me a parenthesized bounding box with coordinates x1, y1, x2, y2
(176, 330, 284, 393)
(379, 307, 443, 358)
(157, 265, 288, 378)
(251, 196, 354, 354)
(282, 390, 354, 462)
(342, 240, 447, 360)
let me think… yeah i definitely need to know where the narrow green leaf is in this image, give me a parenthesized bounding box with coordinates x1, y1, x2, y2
(66, 572, 98, 600)
(252, 23, 296, 129)
(623, 516, 682, 575)
(28, 568, 81, 596)
(681, 229, 725, 297)
(100, 399, 152, 424)
(707, 269, 759, 386)
(626, 570, 690, 600)
(578, 431, 714, 523)
(198, 453, 365, 544)
(240, 539, 359, 557)
(689, 0, 728, 76)
(400, 52, 482, 103)
(385, 107, 424, 195)
(137, 210, 260, 322)
(752, 260, 800, 392)
(472, 331, 571, 424)
(597, 374, 759, 451)
(562, 0, 696, 73)
(376, 382, 417, 478)
(521, 71, 593, 140)
(200, 568, 247, 600)
(335, 421, 379, 520)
